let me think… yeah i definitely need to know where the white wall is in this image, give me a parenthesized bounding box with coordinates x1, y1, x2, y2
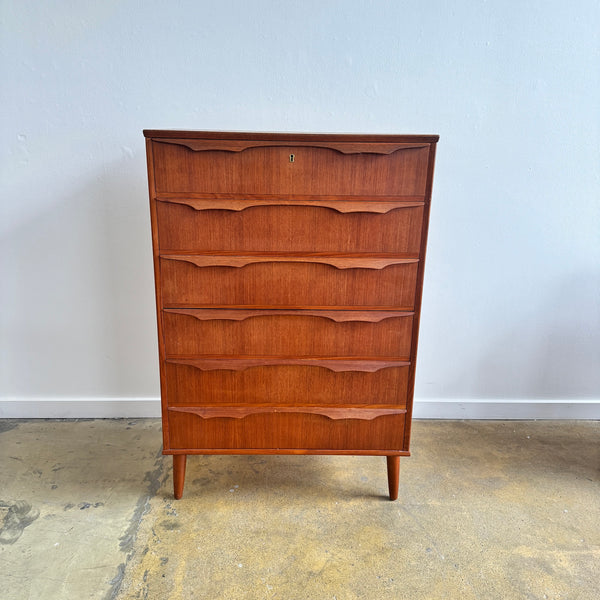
(1, 1, 599, 418)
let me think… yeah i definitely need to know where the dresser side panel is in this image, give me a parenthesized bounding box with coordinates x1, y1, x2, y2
(146, 139, 171, 449)
(403, 141, 438, 450)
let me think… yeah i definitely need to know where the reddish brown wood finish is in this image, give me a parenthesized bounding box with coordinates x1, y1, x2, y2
(159, 259, 419, 307)
(167, 410, 407, 450)
(156, 194, 424, 213)
(173, 454, 186, 499)
(162, 310, 414, 357)
(387, 456, 400, 501)
(151, 137, 429, 154)
(167, 356, 409, 373)
(164, 307, 413, 322)
(157, 200, 424, 253)
(151, 142, 429, 196)
(145, 139, 171, 449)
(161, 252, 419, 269)
(163, 363, 410, 406)
(144, 130, 438, 500)
(169, 404, 406, 420)
(403, 142, 438, 452)
(143, 130, 438, 143)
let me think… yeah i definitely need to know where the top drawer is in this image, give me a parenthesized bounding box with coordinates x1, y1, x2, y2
(150, 140, 431, 196)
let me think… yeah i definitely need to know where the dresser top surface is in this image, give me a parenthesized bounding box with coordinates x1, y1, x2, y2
(143, 130, 439, 143)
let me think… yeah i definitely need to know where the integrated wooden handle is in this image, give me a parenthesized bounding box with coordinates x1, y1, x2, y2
(167, 357, 410, 373)
(164, 308, 414, 323)
(161, 253, 418, 270)
(153, 138, 430, 155)
(157, 196, 424, 214)
(169, 405, 407, 420)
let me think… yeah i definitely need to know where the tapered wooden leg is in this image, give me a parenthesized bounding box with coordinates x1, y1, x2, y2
(386, 456, 400, 501)
(173, 454, 187, 500)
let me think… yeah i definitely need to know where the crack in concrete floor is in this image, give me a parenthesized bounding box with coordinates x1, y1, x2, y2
(0, 419, 598, 600)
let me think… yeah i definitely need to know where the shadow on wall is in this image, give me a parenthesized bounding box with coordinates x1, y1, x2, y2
(1, 156, 159, 397)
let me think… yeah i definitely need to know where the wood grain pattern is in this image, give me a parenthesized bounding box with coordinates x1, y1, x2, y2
(144, 130, 439, 143)
(387, 456, 400, 501)
(166, 449, 409, 456)
(160, 252, 418, 270)
(160, 259, 419, 308)
(173, 454, 186, 499)
(156, 194, 424, 213)
(163, 362, 410, 407)
(162, 310, 414, 357)
(151, 142, 429, 196)
(145, 138, 172, 449)
(156, 202, 424, 253)
(151, 138, 429, 154)
(403, 141, 438, 452)
(164, 308, 414, 323)
(167, 410, 407, 450)
(166, 356, 410, 373)
(169, 405, 407, 420)
(145, 130, 437, 499)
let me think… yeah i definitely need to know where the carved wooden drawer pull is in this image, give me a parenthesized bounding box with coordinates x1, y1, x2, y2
(161, 253, 419, 270)
(157, 195, 424, 214)
(166, 356, 410, 373)
(169, 405, 407, 421)
(163, 308, 414, 323)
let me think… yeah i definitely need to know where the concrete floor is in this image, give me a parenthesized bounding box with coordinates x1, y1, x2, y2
(0, 420, 598, 600)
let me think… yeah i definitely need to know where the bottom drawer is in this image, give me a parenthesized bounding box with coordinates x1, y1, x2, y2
(167, 409, 407, 451)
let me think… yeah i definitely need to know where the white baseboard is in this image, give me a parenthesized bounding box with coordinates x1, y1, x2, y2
(412, 399, 600, 420)
(0, 397, 598, 420)
(0, 398, 161, 419)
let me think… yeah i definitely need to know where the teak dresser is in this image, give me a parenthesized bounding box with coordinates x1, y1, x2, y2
(144, 130, 438, 500)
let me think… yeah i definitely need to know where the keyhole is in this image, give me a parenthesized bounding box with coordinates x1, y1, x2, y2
(289, 154, 295, 163)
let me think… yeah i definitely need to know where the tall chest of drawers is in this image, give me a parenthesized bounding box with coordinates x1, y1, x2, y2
(144, 130, 438, 500)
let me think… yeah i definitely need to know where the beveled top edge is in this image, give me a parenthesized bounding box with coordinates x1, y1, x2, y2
(143, 129, 439, 143)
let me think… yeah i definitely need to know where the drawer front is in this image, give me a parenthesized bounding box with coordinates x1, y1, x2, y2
(156, 201, 424, 254)
(167, 409, 407, 450)
(160, 258, 419, 308)
(163, 309, 413, 357)
(164, 362, 410, 406)
(152, 142, 430, 196)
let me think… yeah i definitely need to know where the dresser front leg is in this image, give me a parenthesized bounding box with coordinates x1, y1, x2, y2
(173, 454, 187, 499)
(386, 455, 400, 501)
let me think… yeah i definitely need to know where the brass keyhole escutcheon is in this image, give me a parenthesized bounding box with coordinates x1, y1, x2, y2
(289, 154, 295, 163)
